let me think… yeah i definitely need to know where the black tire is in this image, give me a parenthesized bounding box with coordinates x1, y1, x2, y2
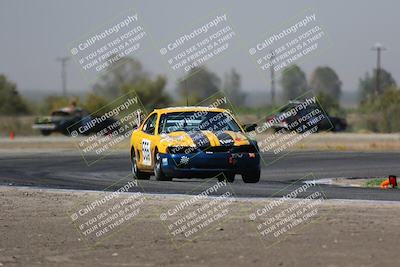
(131, 147, 150, 180)
(154, 150, 172, 181)
(40, 130, 52, 136)
(218, 172, 235, 183)
(242, 170, 260, 183)
(62, 130, 72, 136)
(333, 122, 345, 132)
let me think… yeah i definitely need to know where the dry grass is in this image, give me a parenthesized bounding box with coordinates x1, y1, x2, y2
(254, 132, 400, 151)
(0, 133, 398, 152)
(0, 116, 37, 137)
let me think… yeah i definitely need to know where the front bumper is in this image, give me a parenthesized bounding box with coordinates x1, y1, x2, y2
(32, 123, 57, 130)
(160, 151, 260, 178)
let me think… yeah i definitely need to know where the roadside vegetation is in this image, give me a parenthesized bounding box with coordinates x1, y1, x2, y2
(365, 178, 387, 187)
(0, 57, 399, 136)
(365, 177, 399, 188)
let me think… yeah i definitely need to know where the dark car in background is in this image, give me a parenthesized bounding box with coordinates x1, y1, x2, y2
(266, 101, 347, 132)
(32, 107, 118, 136)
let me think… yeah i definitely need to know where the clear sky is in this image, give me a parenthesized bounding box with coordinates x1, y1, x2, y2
(0, 0, 399, 97)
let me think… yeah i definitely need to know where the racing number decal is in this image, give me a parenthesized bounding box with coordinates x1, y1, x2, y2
(142, 139, 152, 166)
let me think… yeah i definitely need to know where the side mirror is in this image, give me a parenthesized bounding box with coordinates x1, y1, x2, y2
(243, 123, 257, 132)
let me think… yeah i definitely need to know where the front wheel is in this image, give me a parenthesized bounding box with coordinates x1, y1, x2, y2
(154, 151, 172, 181)
(242, 170, 260, 183)
(131, 148, 150, 180)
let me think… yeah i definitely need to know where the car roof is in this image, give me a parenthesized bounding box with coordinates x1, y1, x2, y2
(155, 106, 227, 114)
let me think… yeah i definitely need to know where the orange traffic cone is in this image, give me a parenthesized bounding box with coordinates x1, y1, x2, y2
(380, 176, 398, 189)
(380, 179, 390, 189)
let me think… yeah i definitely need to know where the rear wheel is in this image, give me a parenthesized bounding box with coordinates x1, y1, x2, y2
(154, 150, 172, 181)
(218, 172, 235, 183)
(242, 170, 260, 183)
(131, 147, 150, 180)
(333, 122, 345, 132)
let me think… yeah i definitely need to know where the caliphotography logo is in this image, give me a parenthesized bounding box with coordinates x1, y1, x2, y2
(1, 1, 400, 267)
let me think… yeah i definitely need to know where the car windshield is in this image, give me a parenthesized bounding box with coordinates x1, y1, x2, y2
(51, 111, 71, 117)
(158, 111, 242, 134)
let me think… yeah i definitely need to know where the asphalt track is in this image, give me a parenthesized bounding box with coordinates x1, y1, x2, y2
(0, 150, 399, 201)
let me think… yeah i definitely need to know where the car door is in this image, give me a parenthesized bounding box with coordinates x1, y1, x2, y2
(138, 113, 158, 170)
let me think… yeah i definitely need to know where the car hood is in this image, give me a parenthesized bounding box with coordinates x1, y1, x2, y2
(159, 130, 251, 147)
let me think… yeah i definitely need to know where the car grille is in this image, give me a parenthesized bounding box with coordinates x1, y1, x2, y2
(202, 146, 232, 153)
(231, 145, 258, 153)
(167, 146, 198, 154)
(168, 145, 258, 154)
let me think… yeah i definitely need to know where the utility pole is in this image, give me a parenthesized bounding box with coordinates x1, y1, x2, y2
(371, 43, 386, 96)
(270, 51, 276, 106)
(56, 57, 70, 97)
(185, 79, 189, 106)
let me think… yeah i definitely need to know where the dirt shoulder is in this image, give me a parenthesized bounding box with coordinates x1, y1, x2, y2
(315, 177, 400, 189)
(1, 186, 400, 267)
(0, 133, 399, 152)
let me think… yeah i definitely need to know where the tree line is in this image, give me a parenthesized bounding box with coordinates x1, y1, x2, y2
(0, 57, 398, 132)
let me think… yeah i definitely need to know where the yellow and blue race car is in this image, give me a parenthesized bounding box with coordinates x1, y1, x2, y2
(130, 106, 260, 183)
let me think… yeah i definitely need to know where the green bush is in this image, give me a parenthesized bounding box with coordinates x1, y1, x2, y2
(358, 87, 400, 132)
(0, 74, 30, 115)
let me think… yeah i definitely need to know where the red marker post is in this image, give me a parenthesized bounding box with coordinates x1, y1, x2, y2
(388, 175, 397, 188)
(380, 175, 398, 189)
